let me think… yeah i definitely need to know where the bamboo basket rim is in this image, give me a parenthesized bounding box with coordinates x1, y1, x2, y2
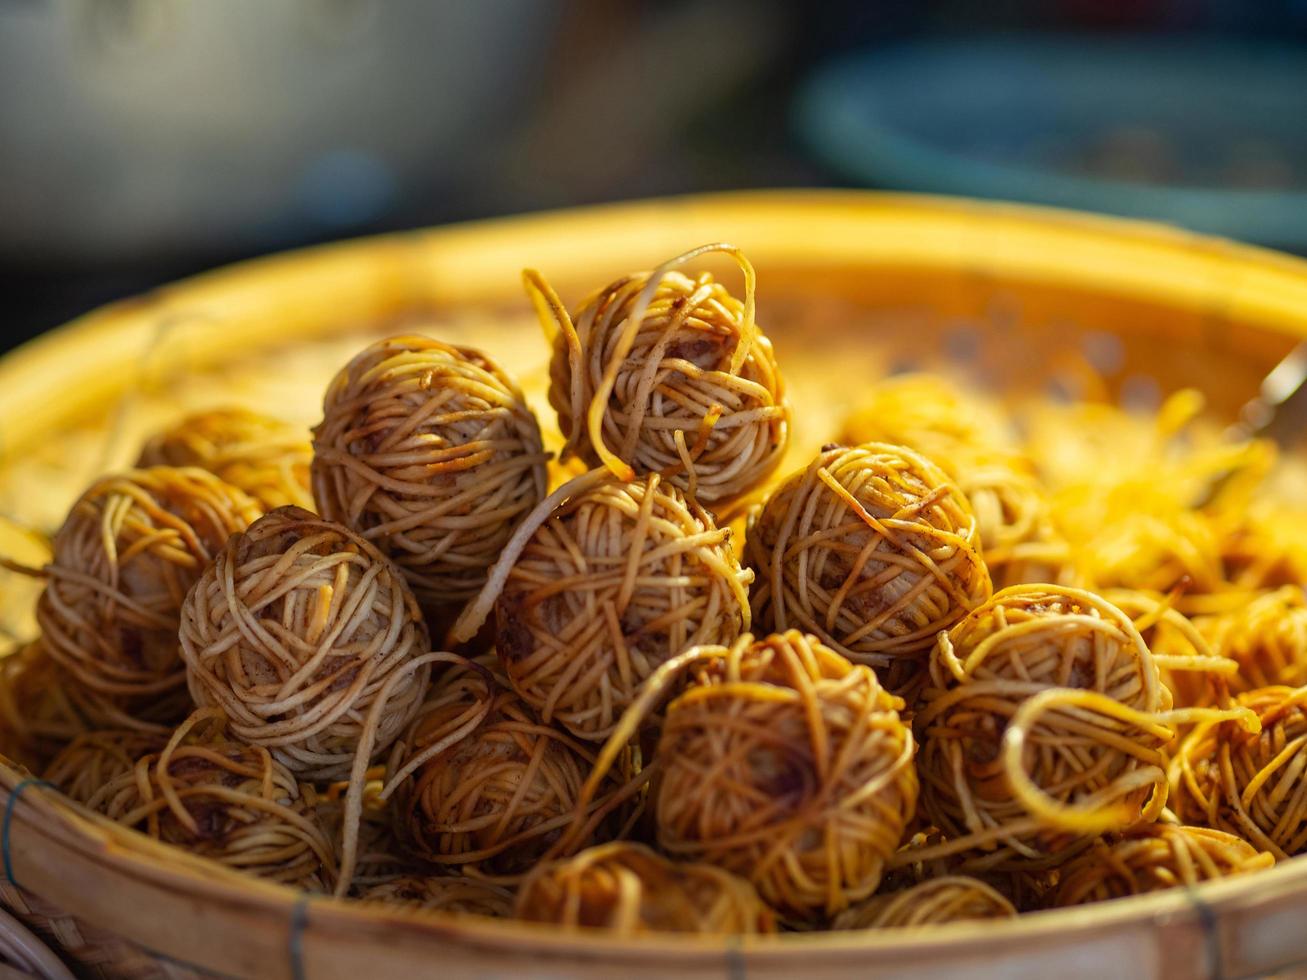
(6, 189, 1307, 975)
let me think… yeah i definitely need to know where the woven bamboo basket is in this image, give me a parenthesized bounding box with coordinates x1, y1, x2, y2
(4, 191, 1307, 980)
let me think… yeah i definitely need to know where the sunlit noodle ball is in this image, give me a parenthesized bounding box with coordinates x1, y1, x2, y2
(831, 875, 1016, 929)
(81, 709, 335, 889)
(180, 506, 430, 779)
(516, 842, 775, 935)
(138, 407, 314, 511)
(916, 586, 1171, 862)
(313, 336, 548, 607)
(355, 875, 515, 917)
(44, 728, 165, 806)
(387, 655, 627, 876)
(491, 471, 750, 740)
(1171, 685, 1307, 860)
(528, 244, 789, 505)
(37, 468, 261, 727)
(746, 443, 991, 696)
(1206, 586, 1307, 694)
(1051, 824, 1273, 906)
(654, 631, 917, 924)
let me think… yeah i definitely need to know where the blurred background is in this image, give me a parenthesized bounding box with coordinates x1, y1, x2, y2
(2, 0, 1306, 353)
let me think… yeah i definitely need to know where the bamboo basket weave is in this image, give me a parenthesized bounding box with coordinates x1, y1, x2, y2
(4, 192, 1307, 980)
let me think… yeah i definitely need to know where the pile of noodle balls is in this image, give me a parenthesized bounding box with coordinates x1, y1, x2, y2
(7, 241, 1307, 941)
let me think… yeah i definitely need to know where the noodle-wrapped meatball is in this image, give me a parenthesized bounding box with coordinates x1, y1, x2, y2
(313, 336, 548, 607)
(1206, 586, 1307, 694)
(86, 709, 335, 889)
(37, 468, 261, 727)
(832, 876, 1016, 929)
(388, 655, 628, 875)
(1052, 824, 1273, 906)
(44, 728, 165, 806)
(747, 443, 991, 697)
(1171, 686, 1307, 859)
(517, 842, 775, 935)
(355, 875, 514, 918)
(654, 631, 917, 924)
(916, 586, 1173, 864)
(528, 244, 789, 506)
(486, 471, 750, 740)
(138, 407, 313, 511)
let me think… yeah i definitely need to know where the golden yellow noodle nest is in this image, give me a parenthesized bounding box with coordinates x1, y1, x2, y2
(138, 407, 313, 511)
(312, 336, 548, 607)
(955, 464, 1075, 591)
(387, 655, 626, 876)
(1023, 389, 1277, 616)
(1206, 586, 1307, 694)
(516, 842, 775, 935)
(487, 471, 750, 740)
(83, 709, 335, 889)
(527, 244, 789, 505)
(37, 468, 261, 727)
(832, 875, 1017, 929)
(1171, 685, 1307, 860)
(355, 875, 515, 917)
(746, 443, 991, 695)
(44, 728, 164, 806)
(839, 374, 1019, 472)
(916, 586, 1172, 863)
(1052, 823, 1273, 906)
(654, 631, 917, 923)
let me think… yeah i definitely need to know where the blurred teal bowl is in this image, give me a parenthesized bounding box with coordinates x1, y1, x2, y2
(795, 37, 1307, 249)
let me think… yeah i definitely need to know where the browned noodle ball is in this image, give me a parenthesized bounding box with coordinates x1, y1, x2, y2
(650, 631, 917, 924)
(1206, 586, 1307, 694)
(85, 709, 335, 889)
(44, 728, 164, 806)
(516, 842, 775, 935)
(1104, 589, 1239, 709)
(0, 641, 96, 769)
(180, 506, 439, 893)
(310, 780, 409, 888)
(831, 875, 1017, 929)
(1051, 823, 1273, 906)
(1170, 686, 1307, 860)
(525, 243, 790, 505)
(312, 335, 548, 607)
(915, 586, 1177, 864)
(956, 464, 1075, 592)
(746, 443, 991, 695)
(477, 470, 750, 740)
(355, 875, 515, 917)
(138, 407, 314, 511)
(386, 655, 636, 877)
(34, 468, 261, 727)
